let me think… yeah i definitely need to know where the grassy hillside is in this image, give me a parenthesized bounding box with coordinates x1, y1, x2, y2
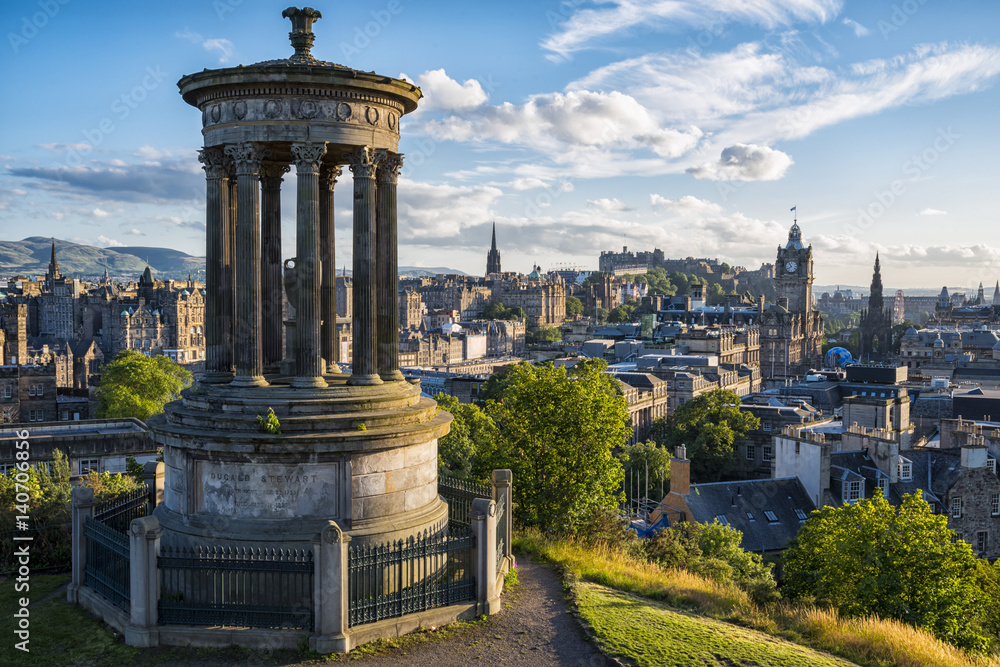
(0, 237, 202, 279)
(516, 531, 998, 667)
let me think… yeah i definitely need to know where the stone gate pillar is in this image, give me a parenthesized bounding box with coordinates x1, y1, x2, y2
(376, 151, 404, 382)
(225, 141, 270, 387)
(347, 147, 383, 386)
(291, 142, 328, 388)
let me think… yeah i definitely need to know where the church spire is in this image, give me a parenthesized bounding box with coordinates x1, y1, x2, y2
(868, 252, 883, 309)
(47, 237, 61, 282)
(486, 220, 501, 276)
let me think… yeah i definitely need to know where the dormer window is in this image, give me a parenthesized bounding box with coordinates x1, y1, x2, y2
(898, 458, 912, 482)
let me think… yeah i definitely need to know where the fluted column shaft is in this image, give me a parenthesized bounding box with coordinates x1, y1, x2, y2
(290, 142, 328, 388)
(260, 162, 289, 372)
(347, 147, 383, 386)
(225, 142, 270, 387)
(376, 151, 404, 381)
(227, 172, 237, 372)
(198, 147, 233, 382)
(320, 164, 342, 372)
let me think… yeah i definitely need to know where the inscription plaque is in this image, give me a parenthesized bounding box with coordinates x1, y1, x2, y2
(197, 460, 340, 519)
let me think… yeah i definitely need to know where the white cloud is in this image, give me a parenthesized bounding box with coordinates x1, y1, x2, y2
(397, 178, 503, 241)
(508, 177, 548, 191)
(587, 198, 633, 212)
(37, 142, 92, 152)
(920, 208, 948, 216)
(125, 228, 145, 235)
(92, 208, 109, 217)
(688, 143, 793, 181)
(842, 17, 869, 36)
(96, 235, 124, 248)
(175, 29, 234, 63)
(414, 90, 701, 165)
(542, 0, 843, 61)
(413, 69, 488, 112)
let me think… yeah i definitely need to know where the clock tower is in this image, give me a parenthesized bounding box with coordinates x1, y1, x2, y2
(775, 222, 813, 313)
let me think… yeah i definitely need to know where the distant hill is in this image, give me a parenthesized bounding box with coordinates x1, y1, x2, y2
(0, 238, 466, 281)
(0, 237, 204, 280)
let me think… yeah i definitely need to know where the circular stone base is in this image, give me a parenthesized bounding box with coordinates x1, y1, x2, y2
(148, 374, 453, 550)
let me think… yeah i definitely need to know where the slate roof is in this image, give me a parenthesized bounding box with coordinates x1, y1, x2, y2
(683, 477, 815, 553)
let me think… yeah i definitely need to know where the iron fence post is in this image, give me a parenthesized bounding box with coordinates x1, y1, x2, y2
(470, 498, 500, 616)
(125, 516, 162, 647)
(311, 520, 352, 654)
(68, 486, 94, 604)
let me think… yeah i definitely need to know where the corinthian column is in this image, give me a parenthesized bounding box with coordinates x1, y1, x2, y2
(320, 163, 343, 373)
(290, 142, 328, 388)
(376, 150, 404, 381)
(260, 162, 289, 373)
(198, 147, 233, 383)
(347, 146, 384, 386)
(224, 142, 271, 388)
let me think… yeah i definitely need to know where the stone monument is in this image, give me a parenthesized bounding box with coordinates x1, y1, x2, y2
(149, 6, 450, 549)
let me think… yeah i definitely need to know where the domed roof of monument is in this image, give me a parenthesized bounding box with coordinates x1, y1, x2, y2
(904, 327, 918, 337)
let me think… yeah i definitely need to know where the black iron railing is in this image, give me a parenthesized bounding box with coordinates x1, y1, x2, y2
(438, 474, 491, 527)
(83, 517, 131, 611)
(94, 487, 149, 534)
(158, 545, 314, 630)
(348, 526, 475, 627)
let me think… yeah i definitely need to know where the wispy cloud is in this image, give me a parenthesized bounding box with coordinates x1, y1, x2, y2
(542, 0, 843, 61)
(842, 17, 869, 37)
(920, 208, 948, 216)
(175, 28, 234, 63)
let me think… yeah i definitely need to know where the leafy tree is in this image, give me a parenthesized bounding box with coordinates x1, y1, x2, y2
(783, 493, 989, 650)
(565, 296, 583, 318)
(607, 305, 631, 324)
(95, 350, 192, 421)
(478, 359, 629, 532)
(651, 389, 759, 482)
(620, 440, 671, 505)
(644, 267, 676, 296)
(706, 282, 726, 305)
(669, 271, 690, 296)
(646, 520, 778, 603)
(526, 324, 562, 344)
(720, 262, 731, 274)
(434, 393, 497, 480)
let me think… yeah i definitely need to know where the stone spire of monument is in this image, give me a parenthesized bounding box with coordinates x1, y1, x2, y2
(994, 281, 1000, 305)
(868, 252, 883, 309)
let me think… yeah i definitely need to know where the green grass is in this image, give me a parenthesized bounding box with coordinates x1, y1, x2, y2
(0, 574, 140, 667)
(576, 582, 855, 667)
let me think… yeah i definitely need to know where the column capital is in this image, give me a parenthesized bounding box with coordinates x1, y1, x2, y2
(198, 147, 230, 179)
(224, 142, 271, 175)
(319, 164, 343, 190)
(375, 150, 403, 185)
(291, 142, 327, 173)
(259, 161, 290, 184)
(347, 146, 384, 179)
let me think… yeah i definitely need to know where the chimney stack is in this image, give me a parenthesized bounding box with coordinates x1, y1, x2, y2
(671, 445, 690, 496)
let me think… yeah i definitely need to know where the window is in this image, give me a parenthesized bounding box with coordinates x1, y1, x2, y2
(794, 508, 808, 521)
(746, 445, 756, 461)
(898, 459, 912, 482)
(3, 386, 9, 398)
(977, 531, 988, 555)
(763, 445, 772, 462)
(762, 421, 772, 432)
(845, 480, 863, 503)
(35, 384, 41, 397)
(989, 458, 997, 475)
(952, 496, 963, 518)
(28, 410, 35, 422)
(79, 459, 100, 475)
(746, 512, 755, 521)
(28, 384, 35, 396)
(61, 410, 69, 421)
(715, 514, 729, 525)
(877, 477, 889, 500)
(795, 441, 800, 454)
(992, 493, 999, 517)
(764, 511, 779, 523)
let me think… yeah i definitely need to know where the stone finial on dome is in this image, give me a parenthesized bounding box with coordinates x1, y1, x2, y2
(282, 7, 322, 63)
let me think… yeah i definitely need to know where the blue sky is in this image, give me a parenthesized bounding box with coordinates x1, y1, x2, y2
(2, 0, 999, 290)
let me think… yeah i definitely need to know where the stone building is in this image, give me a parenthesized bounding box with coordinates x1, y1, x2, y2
(398, 287, 422, 329)
(0, 418, 156, 476)
(491, 270, 566, 326)
(612, 372, 671, 445)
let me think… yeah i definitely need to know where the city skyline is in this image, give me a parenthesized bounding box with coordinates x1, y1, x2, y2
(2, 0, 999, 288)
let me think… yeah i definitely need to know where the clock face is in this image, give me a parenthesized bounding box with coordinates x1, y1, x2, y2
(785, 261, 797, 273)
